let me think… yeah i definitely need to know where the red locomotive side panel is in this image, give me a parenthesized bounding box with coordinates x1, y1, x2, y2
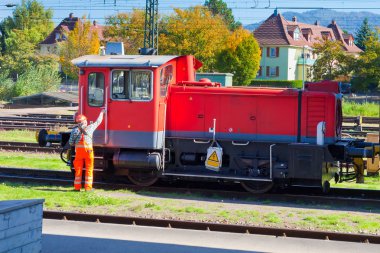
(167, 85, 339, 144)
(167, 86, 298, 142)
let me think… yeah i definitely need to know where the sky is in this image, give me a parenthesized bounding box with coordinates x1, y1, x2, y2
(0, 0, 379, 26)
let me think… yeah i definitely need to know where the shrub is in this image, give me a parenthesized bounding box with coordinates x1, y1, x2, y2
(251, 80, 303, 89)
(0, 65, 61, 101)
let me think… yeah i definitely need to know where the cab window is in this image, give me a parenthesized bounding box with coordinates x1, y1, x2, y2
(160, 65, 173, 97)
(112, 70, 152, 101)
(112, 70, 129, 99)
(130, 71, 152, 100)
(88, 72, 104, 107)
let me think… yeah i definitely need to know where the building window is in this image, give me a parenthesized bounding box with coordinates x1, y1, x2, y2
(55, 32, 60, 40)
(294, 28, 300, 40)
(267, 47, 279, 58)
(270, 48, 277, 57)
(269, 67, 277, 76)
(266, 66, 279, 77)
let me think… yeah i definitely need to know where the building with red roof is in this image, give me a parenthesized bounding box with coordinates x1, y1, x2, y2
(253, 10, 361, 81)
(39, 13, 104, 55)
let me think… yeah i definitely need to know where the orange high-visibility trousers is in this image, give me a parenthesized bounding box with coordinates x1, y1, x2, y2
(73, 137, 94, 191)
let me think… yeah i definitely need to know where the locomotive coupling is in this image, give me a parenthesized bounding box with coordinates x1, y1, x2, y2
(346, 143, 380, 158)
(36, 129, 61, 147)
(36, 129, 71, 147)
(347, 143, 380, 184)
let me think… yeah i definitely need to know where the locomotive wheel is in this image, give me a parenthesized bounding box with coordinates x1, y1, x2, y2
(240, 181, 274, 194)
(128, 169, 159, 187)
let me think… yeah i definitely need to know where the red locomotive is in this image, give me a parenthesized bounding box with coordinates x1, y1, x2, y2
(39, 53, 380, 193)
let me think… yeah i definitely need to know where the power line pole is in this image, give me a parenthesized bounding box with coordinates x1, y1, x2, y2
(141, 0, 158, 55)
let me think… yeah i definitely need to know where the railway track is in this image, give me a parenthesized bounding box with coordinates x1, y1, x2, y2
(1, 167, 379, 209)
(43, 211, 380, 244)
(0, 116, 75, 130)
(0, 141, 60, 153)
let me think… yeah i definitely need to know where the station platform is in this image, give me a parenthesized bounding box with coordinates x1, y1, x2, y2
(42, 219, 379, 253)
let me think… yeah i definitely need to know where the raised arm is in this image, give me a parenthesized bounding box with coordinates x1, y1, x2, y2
(91, 109, 105, 129)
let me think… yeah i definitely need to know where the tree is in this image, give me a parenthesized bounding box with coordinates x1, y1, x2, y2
(0, 25, 59, 80)
(0, 0, 53, 53)
(215, 28, 260, 85)
(312, 39, 354, 81)
(204, 0, 241, 31)
(355, 18, 373, 51)
(353, 29, 380, 92)
(159, 6, 229, 71)
(59, 18, 100, 79)
(0, 0, 55, 78)
(103, 10, 145, 54)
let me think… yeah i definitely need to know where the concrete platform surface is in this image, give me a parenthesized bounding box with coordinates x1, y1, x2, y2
(42, 219, 380, 253)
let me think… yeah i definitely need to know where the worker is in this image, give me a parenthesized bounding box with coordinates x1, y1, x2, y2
(69, 109, 105, 191)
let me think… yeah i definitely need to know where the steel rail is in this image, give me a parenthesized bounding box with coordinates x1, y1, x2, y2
(0, 116, 74, 124)
(43, 211, 380, 244)
(0, 141, 60, 153)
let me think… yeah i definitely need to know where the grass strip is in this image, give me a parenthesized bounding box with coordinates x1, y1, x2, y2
(0, 130, 36, 142)
(342, 101, 380, 117)
(0, 151, 69, 171)
(0, 181, 379, 235)
(331, 175, 380, 190)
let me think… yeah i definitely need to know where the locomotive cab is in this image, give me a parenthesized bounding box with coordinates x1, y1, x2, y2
(71, 54, 202, 185)
(73, 55, 176, 150)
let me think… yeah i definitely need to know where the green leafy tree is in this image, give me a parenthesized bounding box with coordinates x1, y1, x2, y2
(103, 10, 145, 54)
(355, 18, 373, 51)
(204, 0, 241, 31)
(353, 29, 380, 92)
(0, 0, 55, 79)
(59, 18, 100, 79)
(216, 28, 260, 85)
(0, 0, 53, 53)
(312, 39, 354, 81)
(159, 6, 229, 71)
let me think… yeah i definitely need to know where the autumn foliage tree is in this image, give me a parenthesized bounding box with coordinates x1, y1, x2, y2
(103, 10, 145, 54)
(159, 6, 229, 71)
(59, 18, 100, 79)
(215, 28, 260, 85)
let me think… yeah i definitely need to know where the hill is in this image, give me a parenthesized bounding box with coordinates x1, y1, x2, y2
(245, 9, 380, 35)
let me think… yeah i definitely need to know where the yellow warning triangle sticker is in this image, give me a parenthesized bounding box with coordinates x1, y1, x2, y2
(208, 151, 219, 162)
